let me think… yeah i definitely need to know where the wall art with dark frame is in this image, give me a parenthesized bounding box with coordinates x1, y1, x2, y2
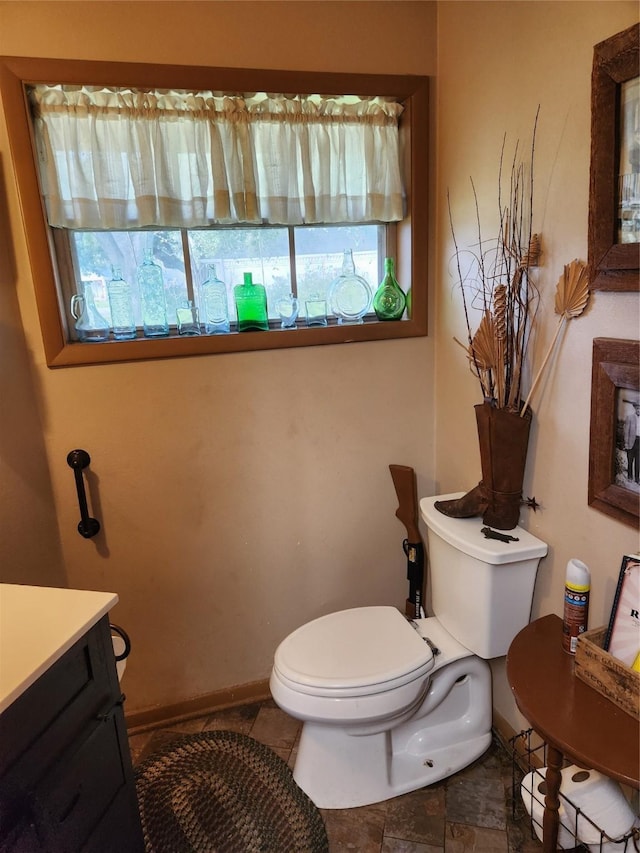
(588, 338, 640, 529)
(588, 23, 639, 292)
(604, 554, 640, 666)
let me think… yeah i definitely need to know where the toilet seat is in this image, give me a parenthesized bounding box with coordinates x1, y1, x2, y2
(273, 606, 434, 698)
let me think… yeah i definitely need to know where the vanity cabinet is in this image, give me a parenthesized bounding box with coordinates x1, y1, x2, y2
(0, 606, 144, 852)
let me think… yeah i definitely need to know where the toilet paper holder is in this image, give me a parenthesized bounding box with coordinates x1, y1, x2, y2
(110, 624, 131, 662)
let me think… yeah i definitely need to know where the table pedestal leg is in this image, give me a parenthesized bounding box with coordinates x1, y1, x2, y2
(543, 744, 563, 852)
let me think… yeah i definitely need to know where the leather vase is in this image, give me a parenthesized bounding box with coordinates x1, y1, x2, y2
(435, 402, 532, 531)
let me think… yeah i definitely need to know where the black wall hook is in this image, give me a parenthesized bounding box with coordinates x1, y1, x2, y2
(67, 449, 101, 538)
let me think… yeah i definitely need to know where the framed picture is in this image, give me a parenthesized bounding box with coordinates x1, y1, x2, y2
(604, 555, 640, 668)
(588, 23, 640, 292)
(588, 338, 640, 528)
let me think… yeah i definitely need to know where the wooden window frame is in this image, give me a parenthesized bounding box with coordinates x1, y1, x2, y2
(0, 56, 429, 367)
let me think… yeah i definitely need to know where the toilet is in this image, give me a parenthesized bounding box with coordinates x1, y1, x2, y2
(270, 493, 548, 809)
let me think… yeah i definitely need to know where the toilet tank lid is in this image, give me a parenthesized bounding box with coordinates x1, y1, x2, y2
(420, 494, 548, 564)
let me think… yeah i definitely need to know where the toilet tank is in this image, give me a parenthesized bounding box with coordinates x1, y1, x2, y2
(420, 494, 548, 659)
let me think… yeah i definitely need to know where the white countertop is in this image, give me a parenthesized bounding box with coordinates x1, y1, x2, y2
(0, 584, 118, 714)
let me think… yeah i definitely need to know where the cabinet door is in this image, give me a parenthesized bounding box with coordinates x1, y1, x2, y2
(0, 618, 144, 853)
(0, 620, 115, 783)
(35, 713, 128, 850)
(0, 798, 47, 853)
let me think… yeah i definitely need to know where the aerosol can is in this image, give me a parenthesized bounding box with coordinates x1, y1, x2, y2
(562, 558, 590, 654)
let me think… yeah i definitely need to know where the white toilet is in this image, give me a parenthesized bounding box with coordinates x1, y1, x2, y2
(270, 493, 548, 809)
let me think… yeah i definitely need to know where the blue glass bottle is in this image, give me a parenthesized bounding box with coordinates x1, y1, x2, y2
(275, 292, 299, 329)
(107, 266, 136, 340)
(70, 282, 110, 342)
(137, 250, 169, 337)
(200, 264, 231, 334)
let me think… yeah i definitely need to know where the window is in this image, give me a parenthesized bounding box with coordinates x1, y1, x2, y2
(0, 57, 429, 367)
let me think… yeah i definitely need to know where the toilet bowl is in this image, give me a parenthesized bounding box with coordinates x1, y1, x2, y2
(270, 493, 548, 809)
(271, 606, 435, 730)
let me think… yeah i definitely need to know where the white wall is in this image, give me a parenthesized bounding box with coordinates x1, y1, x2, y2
(2, 0, 638, 731)
(0, 0, 437, 714)
(435, 1, 640, 730)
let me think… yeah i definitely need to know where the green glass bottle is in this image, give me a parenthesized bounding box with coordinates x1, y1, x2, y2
(234, 272, 269, 332)
(373, 257, 406, 321)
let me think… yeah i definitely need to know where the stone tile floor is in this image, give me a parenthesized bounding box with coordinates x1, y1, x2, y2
(128, 699, 544, 852)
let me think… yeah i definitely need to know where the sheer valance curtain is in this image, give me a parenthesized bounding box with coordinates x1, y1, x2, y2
(29, 85, 406, 230)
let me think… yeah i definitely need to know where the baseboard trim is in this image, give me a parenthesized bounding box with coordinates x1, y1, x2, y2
(492, 710, 519, 750)
(125, 678, 272, 735)
(126, 687, 546, 760)
(493, 710, 544, 771)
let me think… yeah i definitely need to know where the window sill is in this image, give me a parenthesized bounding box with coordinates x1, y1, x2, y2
(51, 314, 426, 367)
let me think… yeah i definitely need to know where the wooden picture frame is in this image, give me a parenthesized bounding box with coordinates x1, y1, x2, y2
(588, 23, 640, 292)
(588, 338, 640, 528)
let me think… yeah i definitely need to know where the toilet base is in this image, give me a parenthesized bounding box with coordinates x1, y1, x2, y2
(293, 655, 492, 809)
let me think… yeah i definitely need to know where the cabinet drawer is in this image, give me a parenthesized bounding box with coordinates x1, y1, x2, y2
(0, 618, 117, 780)
(36, 713, 128, 852)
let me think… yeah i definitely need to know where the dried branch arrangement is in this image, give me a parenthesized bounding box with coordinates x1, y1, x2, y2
(450, 113, 589, 415)
(451, 116, 541, 413)
(520, 258, 589, 417)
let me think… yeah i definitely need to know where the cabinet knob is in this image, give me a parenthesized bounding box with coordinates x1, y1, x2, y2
(97, 693, 126, 722)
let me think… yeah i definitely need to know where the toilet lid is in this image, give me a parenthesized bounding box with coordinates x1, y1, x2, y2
(273, 606, 434, 697)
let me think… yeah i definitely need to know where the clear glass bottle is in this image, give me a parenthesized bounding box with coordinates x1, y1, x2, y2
(234, 272, 269, 332)
(275, 292, 299, 329)
(328, 249, 372, 324)
(305, 293, 328, 327)
(200, 264, 230, 334)
(137, 249, 169, 337)
(107, 266, 136, 340)
(70, 282, 110, 342)
(176, 300, 201, 336)
(373, 257, 406, 321)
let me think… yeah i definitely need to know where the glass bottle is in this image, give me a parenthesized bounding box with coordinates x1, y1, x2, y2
(234, 272, 269, 332)
(328, 249, 372, 324)
(373, 257, 406, 321)
(176, 300, 201, 335)
(70, 281, 110, 342)
(107, 266, 136, 340)
(305, 293, 328, 327)
(200, 264, 230, 334)
(275, 292, 299, 329)
(137, 249, 169, 337)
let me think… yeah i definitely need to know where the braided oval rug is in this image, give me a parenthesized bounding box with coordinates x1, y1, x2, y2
(135, 730, 329, 853)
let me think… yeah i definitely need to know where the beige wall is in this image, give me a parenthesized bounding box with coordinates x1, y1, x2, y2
(2, 0, 639, 731)
(436, 1, 640, 729)
(0, 1, 437, 714)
